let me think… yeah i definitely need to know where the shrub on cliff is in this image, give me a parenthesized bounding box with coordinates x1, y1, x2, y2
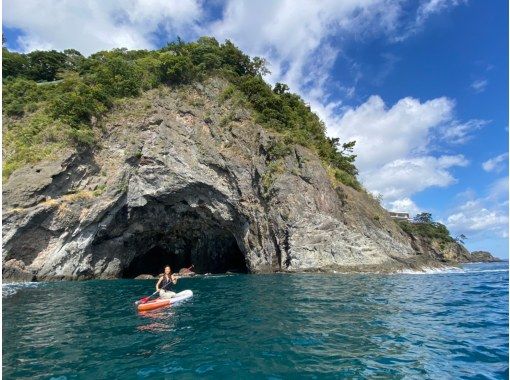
(397, 213, 455, 244)
(2, 48, 85, 82)
(49, 73, 108, 127)
(160, 53, 195, 84)
(3, 78, 43, 116)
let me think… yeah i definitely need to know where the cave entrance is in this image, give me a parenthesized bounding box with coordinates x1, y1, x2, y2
(118, 186, 250, 279)
(122, 232, 248, 278)
(123, 245, 192, 278)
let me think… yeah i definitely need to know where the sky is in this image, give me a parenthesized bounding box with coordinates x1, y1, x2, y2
(3, 0, 509, 258)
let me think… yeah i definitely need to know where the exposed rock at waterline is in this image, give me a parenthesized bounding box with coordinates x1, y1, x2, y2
(469, 251, 502, 263)
(405, 235, 502, 264)
(134, 274, 157, 280)
(3, 259, 36, 282)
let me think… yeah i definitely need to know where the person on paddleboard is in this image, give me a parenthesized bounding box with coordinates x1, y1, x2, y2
(156, 265, 178, 299)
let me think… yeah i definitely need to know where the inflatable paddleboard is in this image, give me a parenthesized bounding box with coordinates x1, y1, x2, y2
(137, 290, 193, 312)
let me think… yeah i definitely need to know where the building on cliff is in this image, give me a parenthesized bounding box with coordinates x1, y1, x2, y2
(388, 212, 412, 222)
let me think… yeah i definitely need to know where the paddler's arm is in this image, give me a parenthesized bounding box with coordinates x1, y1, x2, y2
(155, 276, 163, 291)
(171, 274, 178, 284)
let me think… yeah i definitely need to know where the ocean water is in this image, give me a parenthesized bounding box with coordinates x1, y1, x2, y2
(3, 262, 508, 379)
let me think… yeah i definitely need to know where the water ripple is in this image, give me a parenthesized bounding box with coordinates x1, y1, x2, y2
(2, 262, 508, 378)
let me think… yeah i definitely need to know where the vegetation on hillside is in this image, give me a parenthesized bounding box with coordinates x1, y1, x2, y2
(3, 37, 359, 186)
(397, 212, 456, 245)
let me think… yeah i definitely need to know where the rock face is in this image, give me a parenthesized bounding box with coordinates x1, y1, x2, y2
(134, 274, 156, 280)
(407, 235, 472, 263)
(1, 78, 472, 281)
(3, 259, 36, 282)
(469, 251, 502, 263)
(405, 234, 502, 264)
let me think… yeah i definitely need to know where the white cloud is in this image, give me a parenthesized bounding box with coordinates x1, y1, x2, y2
(487, 176, 509, 200)
(4, 0, 460, 101)
(317, 95, 478, 205)
(3, 0, 203, 55)
(471, 79, 488, 93)
(438, 119, 489, 144)
(363, 155, 468, 201)
(446, 177, 508, 239)
(417, 0, 465, 23)
(207, 0, 403, 98)
(387, 197, 421, 216)
(331, 95, 455, 172)
(201, 0, 471, 197)
(394, 0, 466, 41)
(482, 153, 509, 173)
(447, 201, 508, 238)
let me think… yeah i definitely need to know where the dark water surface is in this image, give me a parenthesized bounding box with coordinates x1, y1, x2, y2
(3, 262, 508, 379)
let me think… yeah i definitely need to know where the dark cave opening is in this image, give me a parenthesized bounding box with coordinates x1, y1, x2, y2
(118, 187, 250, 279)
(122, 245, 192, 278)
(122, 232, 248, 278)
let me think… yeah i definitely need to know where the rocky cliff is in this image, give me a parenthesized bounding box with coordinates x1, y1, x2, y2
(401, 231, 501, 264)
(2, 78, 476, 281)
(468, 251, 502, 263)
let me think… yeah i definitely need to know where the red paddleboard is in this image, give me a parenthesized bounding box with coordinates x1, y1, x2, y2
(137, 290, 193, 311)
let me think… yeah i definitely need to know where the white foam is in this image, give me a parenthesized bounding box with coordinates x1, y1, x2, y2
(397, 265, 508, 275)
(2, 282, 41, 297)
(465, 268, 508, 274)
(397, 266, 465, 275)
(201, 274, 236, 279)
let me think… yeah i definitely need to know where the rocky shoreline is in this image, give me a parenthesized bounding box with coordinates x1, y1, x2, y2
(465, 251, 502, 263)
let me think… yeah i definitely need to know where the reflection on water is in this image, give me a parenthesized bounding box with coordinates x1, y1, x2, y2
(137, 322, 173, 332)
(3, 263, 508, 379)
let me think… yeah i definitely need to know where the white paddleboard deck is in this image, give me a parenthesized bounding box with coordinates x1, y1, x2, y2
(170, 289, 193, 304)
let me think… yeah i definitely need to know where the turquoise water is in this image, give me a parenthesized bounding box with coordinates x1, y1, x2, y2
(3, 262, 508, 379)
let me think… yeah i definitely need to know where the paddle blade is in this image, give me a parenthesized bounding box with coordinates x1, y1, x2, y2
(134, 296, 149, 306)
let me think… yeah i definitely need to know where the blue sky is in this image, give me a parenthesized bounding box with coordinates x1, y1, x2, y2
(3, 0, 509, 258)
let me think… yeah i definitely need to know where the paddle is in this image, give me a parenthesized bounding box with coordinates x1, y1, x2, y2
(135, 265, 194, 305)
(135, 283, 169, 305)
(184, 264, 195, 273)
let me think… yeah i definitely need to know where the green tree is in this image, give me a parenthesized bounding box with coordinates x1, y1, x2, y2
(90, 55, 142, 97)
(26, 50, 67, 81)
(188, 37, 222, 72)
(63, 49, 85, 71)
(273, 83, 289, 95)
(249, 56, 270, 76)
(455, 234, 467, 244)
(2, 77, 44, 116)
(414, 212, 433, 224)
(50, 73, 107, 127)
(2, 49, 29, 78)
(220, 40, 252, 75)
(160, 53, 195, 84)
(135, 56, 163, 90)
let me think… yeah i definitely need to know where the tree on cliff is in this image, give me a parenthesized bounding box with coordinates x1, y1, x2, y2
(2, 48, 86, 82)
(399, 212, 457, 245)
(455, 234, 467, 244)
(414, 212, 433, 224)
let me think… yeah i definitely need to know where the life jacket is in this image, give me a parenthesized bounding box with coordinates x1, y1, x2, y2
(160, 275, 173, 290)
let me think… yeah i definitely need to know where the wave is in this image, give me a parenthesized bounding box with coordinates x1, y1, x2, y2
(397, 266, 465, 275)
(397, 265, 508, 276)
(2, 282, 41, 297)
(465, 268, 509, 273)
(202, 275, 231, 279)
